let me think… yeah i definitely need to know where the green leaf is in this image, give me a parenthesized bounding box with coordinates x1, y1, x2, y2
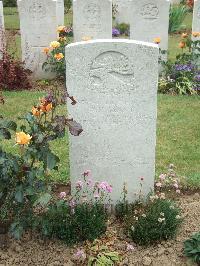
(0, 128, 11, 139)
(15, 188, 24, 203)
(10, 222, 24, 240)
(34, 193, 52, 207)
(46, 152, 60, 170)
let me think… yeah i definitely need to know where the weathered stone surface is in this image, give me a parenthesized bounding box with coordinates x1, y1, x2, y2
(73, 0, 112, 42)
(65, 39, 159, 203)
(113, 0, 133, 24)
(57, 0, 64, 26)
(192, 0, 200, 40)
(130, 0, 170, 52)
(0, 1, 5, 56)
(17, 0, 59, 79)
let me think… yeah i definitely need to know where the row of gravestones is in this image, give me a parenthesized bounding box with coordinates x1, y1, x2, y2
(0, 0, 199, 202)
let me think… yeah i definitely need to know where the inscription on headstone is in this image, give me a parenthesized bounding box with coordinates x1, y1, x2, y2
(73, 0, 112, 42)
(130, 0, 170, 53)
(192, 0, 200, 40)
(65, 39, 159, 203)
(0, 1, 5, 57)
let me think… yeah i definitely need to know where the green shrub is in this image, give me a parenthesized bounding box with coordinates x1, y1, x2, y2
(2, 0, 17, 7)
(37, 200, 108, 245)
(169, 5, 188, 33)
(116, 23, 130, 36)
(126, 198, 182, 246)
(184, 232, 200, 265)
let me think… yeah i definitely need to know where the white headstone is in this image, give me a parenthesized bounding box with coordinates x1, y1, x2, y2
(17, 0, 60, 79)
(113, 0, 132, 24)
(65, 39, 159, 203)
(73, 0, 112, 42)
(0, 1, 5, 56)
(130, 0, 170, 52)
(192, 0, 200, 40)
(57, 0, 65, 26)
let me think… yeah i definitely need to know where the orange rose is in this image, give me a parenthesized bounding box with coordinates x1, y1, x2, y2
(192, 32, 199, 38)
(153, 37, 161, 44)
(40, 103, 53, 112)
(43, 47, 50, 54)
(16, 132, 32, 145)
(179, 41, 186, 48)
(32, 106, 41, 117)
(57, 26, 65, 33)
(181, 33, 188, 38)
(54, 53, 64, 61)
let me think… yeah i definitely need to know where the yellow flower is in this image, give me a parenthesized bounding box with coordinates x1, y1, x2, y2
(57, 26, 65, 32)
(192, 32, 200, 38)
(58, 36, 66, 42)
(43, 47, 50, 54)
(32, 106, 41, 117)
(82, 36, 92, 41)
(50, 41, 60, 49)
(153, 37, 161, 44)
(40, 103, 53, 112)
(16, 132, 32, 145)
(54, 53, 64, 61)
(179, 41, 186, 48)
(181, 33, 188, 38)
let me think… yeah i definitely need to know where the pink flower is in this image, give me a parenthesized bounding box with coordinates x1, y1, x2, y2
(176, 189, 181, 194)
(174, 183, 179, 189)
(75, 180, 83, 190)
(155, 182, 162, 188)
(86, 178, 94, 187)
(99, 181, 112, 193)
(69, 199, 76, 208)
(74, 249, 86, 260)
(59, 192, 66, 199)
(83, 170, 91, 177)
(159, 174, 166, 180)
(126, 244, 135, 251)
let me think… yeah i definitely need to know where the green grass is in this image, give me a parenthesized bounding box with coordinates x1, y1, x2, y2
(1, 92, 200, 185)
(0, 91, 69, 183)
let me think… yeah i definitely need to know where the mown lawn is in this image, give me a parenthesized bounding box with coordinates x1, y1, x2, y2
(1, 92, 200, 186)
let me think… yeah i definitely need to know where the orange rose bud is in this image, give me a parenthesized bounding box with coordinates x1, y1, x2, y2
(181, 33, 188, 38)
(40, 103, 53, 112)
(179, 41, 186, 48)
(32, 106, 41, 117)
(54, 53, 64, 61)
(153, 37, 161, 44)
(16, 132, 32, 145)
(43, 47, 50, 54)
(45, 103, 53, 112)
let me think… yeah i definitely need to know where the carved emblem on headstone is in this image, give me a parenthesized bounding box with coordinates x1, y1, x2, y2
(90, 51, 135, 87)
(29, 0, 46, 19)
(140, 3, 159, 19)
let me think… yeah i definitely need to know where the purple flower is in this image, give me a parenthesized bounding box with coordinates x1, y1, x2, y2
(174, 64, 195, 72)
(86, 178, 94, 187)
(59, 192, 66, 199)
(126, 244, 135, 251)
(99, 181, 113, 193)
(194, 74, 200, 81)
(193, 87, 200, 91)
(74, 249, 86, 260)
(69, 199, 76, 208)
(82, 170, 91, 177)
(112, 28, 120, 37)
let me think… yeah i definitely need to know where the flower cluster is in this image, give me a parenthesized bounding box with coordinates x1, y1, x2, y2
(112, 28, 120, 37)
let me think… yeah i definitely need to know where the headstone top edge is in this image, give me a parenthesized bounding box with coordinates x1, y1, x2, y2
(66, 39, 159, 49)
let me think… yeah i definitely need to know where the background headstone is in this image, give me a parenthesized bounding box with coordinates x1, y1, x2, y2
(192, 0, 200, 40)
(57, 0, 65, 26)
(113, 0, 133, 24)
(17, 0, 59, 79)
(73, 0, 112, 42)
(130, 0, 170, 52)
(65, 39, 159, 203)
(0, 1, 5, 57)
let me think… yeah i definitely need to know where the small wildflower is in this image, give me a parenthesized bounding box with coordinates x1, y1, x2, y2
(170, 205, 175, 209)
(126, 244, 135, 251)
(173, 183, 179, 189)
(176, 189, 181, 194)
(131, 225, 135, 232)
(59, 192, 66, 199)
(156, 182, 162, 188)
(160, 193, 166, 199)
(158, 217, 165, 223)
(160, 212, 165, 217)
(142, 214, 146, 218)
(83, 170, 91, 177)
(176, 215, 181, 219)
(159, 174, 166, 180)
(181, 33, 188, 38)
(75, 180, 83, 190)
(74, 249, 86, 260)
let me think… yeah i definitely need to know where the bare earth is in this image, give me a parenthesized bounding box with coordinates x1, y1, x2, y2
(0, 193, 200, 266)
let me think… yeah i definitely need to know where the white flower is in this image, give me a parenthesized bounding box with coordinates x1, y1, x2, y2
(158, 217, 165, 223)
(160, 193, 165, 199)
(131, 225, 135, 232)
(160, 212, 165, 217)
(142, 214, 146, 218)
(170, 205, 175, 210)
(135, 217, 138, 221)
(176, 215, 181, 219)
